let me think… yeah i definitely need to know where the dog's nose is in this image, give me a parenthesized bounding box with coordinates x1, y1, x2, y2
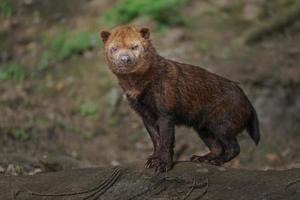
(120, 55, 131, 64)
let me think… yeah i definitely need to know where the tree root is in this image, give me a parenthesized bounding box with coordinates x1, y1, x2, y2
(183, 177, 208, 200)
(237, 1, 300, 45)
(13, 167, 122, 199)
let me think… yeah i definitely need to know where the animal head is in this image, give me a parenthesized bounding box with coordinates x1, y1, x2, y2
(100, 25, 153, 74)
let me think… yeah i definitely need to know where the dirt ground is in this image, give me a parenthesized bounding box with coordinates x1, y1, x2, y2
(0, 0, 300, 175)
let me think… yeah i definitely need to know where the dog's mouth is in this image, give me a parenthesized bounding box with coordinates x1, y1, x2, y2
(114, 60, 138, 72)
(114, 64, 135, 74)
(117, 60, 137, 67)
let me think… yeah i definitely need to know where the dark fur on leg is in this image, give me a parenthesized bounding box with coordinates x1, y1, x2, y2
(154, 116, 175, 173)
(191, 129, 223, 163)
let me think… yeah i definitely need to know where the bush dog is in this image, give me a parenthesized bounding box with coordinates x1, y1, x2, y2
(100, 25, 260, 173)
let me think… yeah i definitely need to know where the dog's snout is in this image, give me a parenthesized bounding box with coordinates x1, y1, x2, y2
(120, 55, 129, 62)
(120, 55, 132, 64)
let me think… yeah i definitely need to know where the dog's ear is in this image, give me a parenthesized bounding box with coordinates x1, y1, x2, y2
(100, 31, 111, 43)
(140, 27, 150, 39)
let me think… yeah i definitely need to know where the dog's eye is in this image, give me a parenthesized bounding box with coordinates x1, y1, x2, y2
(111, 47, 118, 53)
(131, 44, 139, 50)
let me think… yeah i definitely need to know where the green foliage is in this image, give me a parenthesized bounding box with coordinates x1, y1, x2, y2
(44, 31, 98, 61)
(38, 51, 52, 70)
(0, 64, 27, 81)
(40, 30, 100, 68)
(79, 102, 99, 117)
(102, 0, 190, 26)
(83, 131, 94, 140)
(0, 0, 14, 17)
(196, 41, 210, 51)
(12, 129, 30, 141)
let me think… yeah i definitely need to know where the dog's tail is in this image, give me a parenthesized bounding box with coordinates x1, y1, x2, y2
(246, 103, 260, 145)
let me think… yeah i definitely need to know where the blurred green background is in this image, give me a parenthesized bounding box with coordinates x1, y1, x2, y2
(0, 0, 300, 175)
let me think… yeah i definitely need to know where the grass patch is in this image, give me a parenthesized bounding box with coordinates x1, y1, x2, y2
(102, 0, 190, 27)
(38, 51, 52, 71)
(0, 63, 27, 81)
(196, 41, 210, 51)
(0, 0, 14, 17)
(82, 131, 94, 140)
(49, 31, 99, 60)
(12, 128, 30, 141)
(39, 30, 101, 70)
(79, 101, 99, 117)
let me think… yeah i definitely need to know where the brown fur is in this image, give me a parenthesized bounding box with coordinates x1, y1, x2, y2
(100, 25, 260, 173)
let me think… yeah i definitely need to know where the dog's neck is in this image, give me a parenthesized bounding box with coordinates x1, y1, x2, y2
(116, 66, 153, 99)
